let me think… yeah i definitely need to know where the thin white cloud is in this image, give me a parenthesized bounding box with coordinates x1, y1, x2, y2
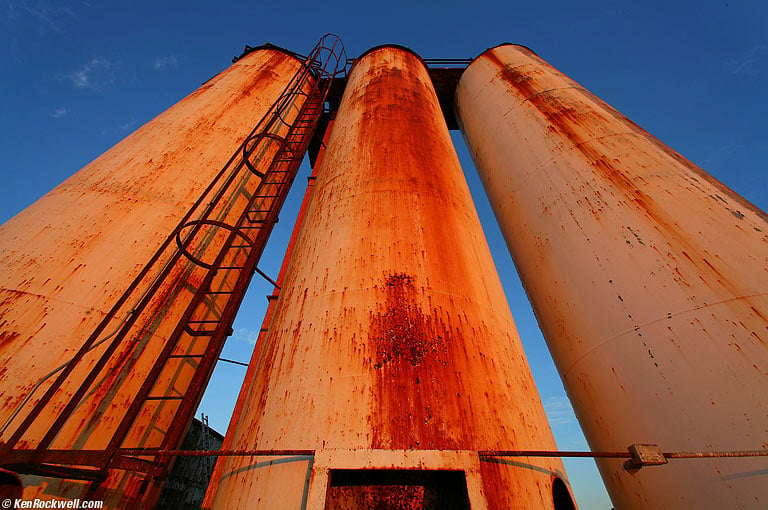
(8, 0, 76, 34)
(232, 327, 260, 345)
(64, 57, 113, 89)
(153, 54, 178, 70)
(50, 107, 69, 118)
(543, 395, 578, 426)
(119, 119, 137, 131)
(726, 44, 768, 76)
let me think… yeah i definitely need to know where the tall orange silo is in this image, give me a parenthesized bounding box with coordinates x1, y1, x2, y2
(205, 45, 575, 509)
(456, 43, 768, 508)
(0, 45, 311, 507)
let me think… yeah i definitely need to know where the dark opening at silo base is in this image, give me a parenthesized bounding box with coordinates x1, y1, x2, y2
(325, 469, 471, 510)
(553, 477, 576, 510)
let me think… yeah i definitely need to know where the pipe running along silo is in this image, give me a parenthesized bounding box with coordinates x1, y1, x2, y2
(455, 43, 768, 509)
(205, 45, 575, 509)
(0, 46, 310, 506)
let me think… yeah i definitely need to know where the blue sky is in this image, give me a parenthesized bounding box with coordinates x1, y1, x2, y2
(1, 1, 766, 508)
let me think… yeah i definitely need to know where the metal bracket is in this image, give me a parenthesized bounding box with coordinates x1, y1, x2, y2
(627, 444, 668, 468)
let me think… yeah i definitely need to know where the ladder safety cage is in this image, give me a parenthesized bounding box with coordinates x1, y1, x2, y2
(0, 34, 346, 484)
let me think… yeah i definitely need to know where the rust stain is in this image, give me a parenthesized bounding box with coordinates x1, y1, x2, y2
(0, 331, 20, 349)
(372, 273, 447, 368)
(326, 485, 429, 510)
(488, 55, 762, 304)
(486, 46, 768, 226)
(581, 86, 768, 223)
(483, 50, 539, 100)
(370, 272, 456, 450)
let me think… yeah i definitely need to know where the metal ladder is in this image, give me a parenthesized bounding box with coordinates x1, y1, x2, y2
(0, 34, 345, 492)
(109, 77, 330, 470)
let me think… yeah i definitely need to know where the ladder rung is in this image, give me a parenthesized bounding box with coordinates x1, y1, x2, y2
(185, 330, 215, 337)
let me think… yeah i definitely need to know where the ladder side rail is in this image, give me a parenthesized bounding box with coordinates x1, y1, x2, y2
(2, 47, 325, 454)
(121, 79, 333, 482)
(0, 64, 311, 452)
(1, 37, 345, 490)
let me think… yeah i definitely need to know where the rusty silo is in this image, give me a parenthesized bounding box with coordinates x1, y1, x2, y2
(456, 43, 768, 508)
(203, 45, 575, 509)
(0, 35, 344, 507)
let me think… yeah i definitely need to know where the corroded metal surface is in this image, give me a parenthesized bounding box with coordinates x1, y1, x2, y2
(456, 43, 768, 509)
(325, 469, 471, 510)
(0, 48, 304, 507)
(206, 46, 571, 509)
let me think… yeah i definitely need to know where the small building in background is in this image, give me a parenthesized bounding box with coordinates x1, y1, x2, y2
(157, 416, 223, 510)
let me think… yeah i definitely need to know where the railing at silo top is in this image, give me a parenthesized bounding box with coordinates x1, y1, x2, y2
(0, 34, 345, 489)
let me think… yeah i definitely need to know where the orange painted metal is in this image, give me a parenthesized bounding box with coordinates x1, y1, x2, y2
(0, 48, 304, 506)
(456, 43, 768, 509)
(206, 46, 573, 509)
